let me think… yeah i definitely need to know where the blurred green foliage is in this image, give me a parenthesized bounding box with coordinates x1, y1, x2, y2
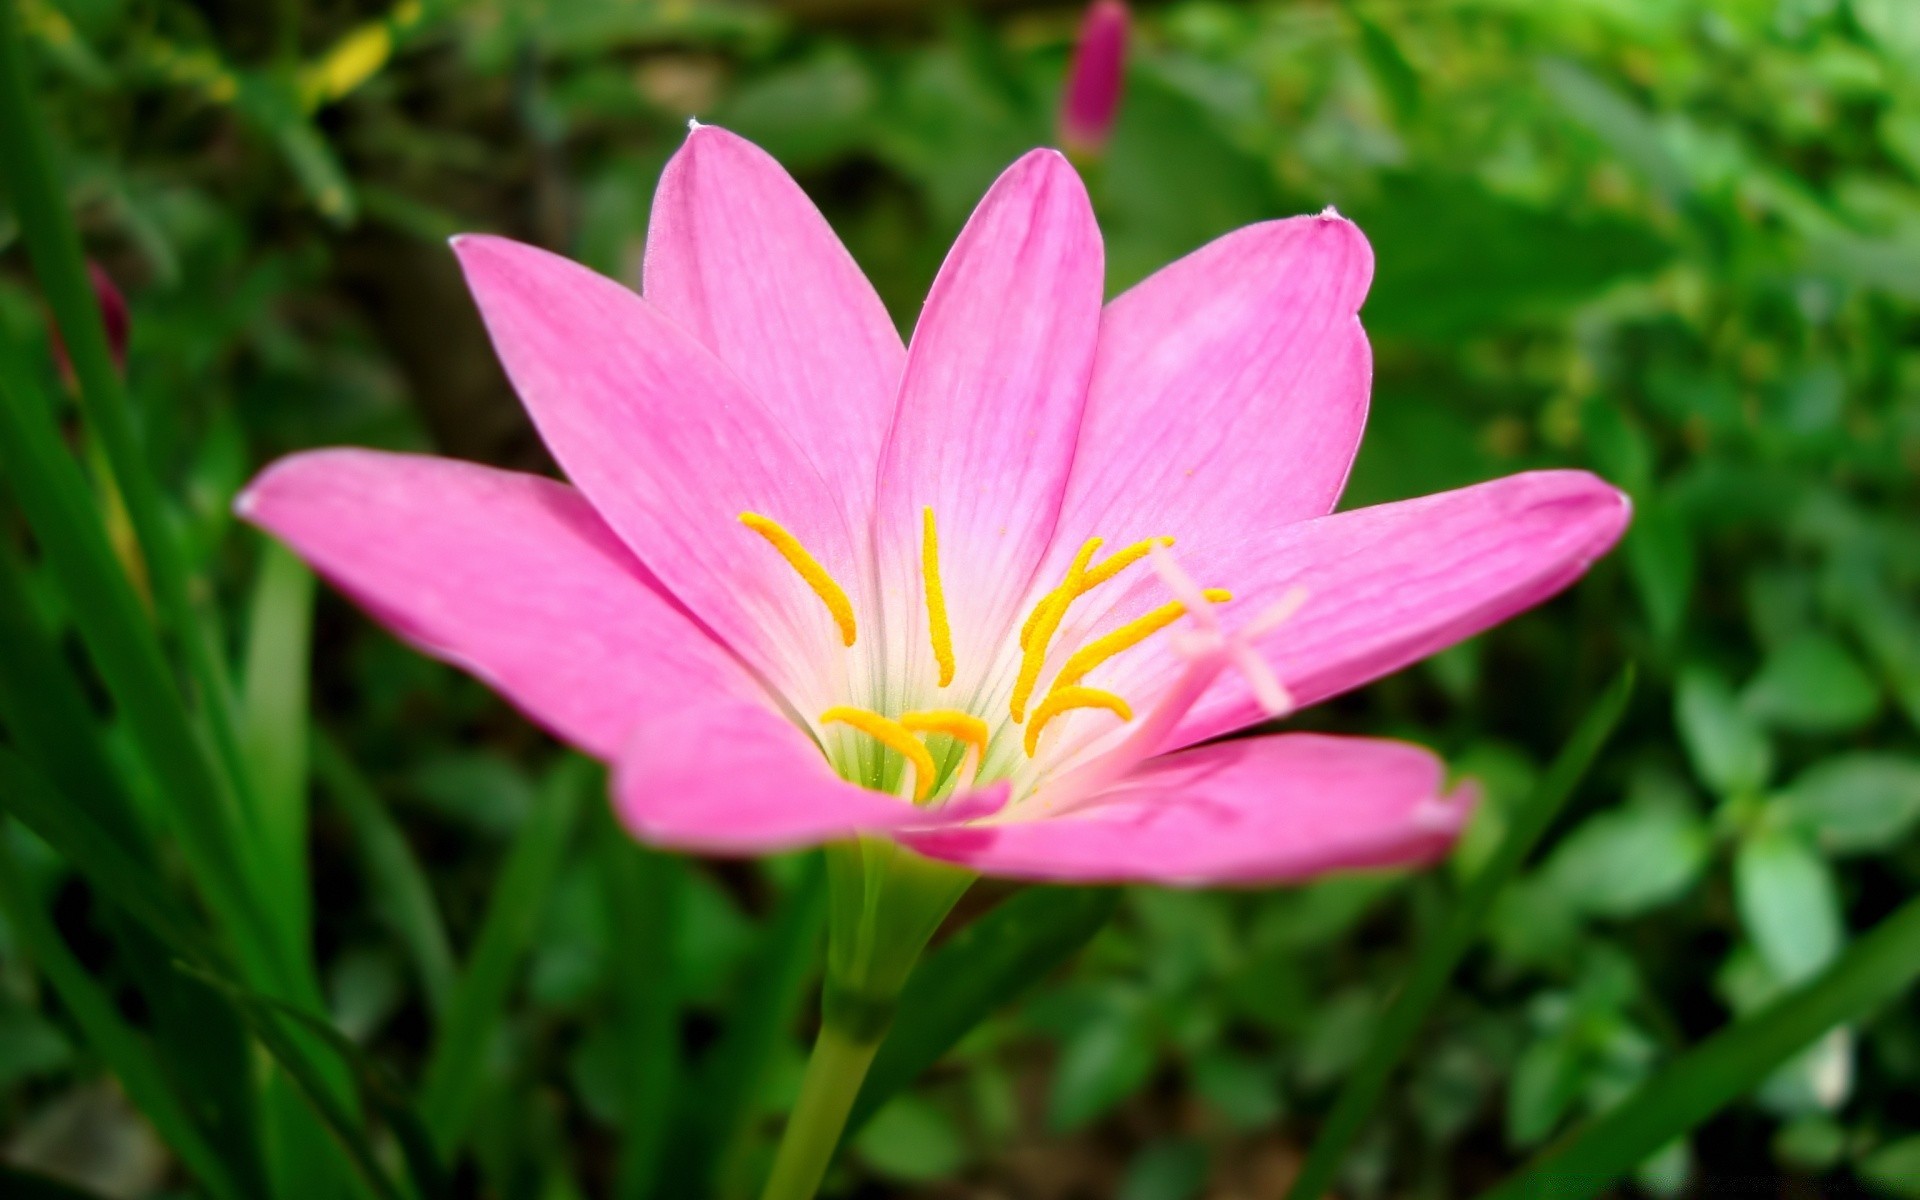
(3, 0, 1919, 1196)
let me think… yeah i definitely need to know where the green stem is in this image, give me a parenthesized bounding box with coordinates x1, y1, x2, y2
(759, 1021, 884, 1200)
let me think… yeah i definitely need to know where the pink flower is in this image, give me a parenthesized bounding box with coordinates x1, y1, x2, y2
(51, 261, 129, 385)
(1058, 0, 1129, 156)
(238, 127, 1628, 887)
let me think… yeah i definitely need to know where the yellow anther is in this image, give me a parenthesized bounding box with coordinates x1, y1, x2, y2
(739, 512, 857, 647)
(1019, 536, 1171, 649)
(1012, 538, 1103, 722)
(820, 706, 937, 802)
(1080, 536, 1174, 594)
(899, 709, 989, 762)
(1024, 687, 1133, 756)
(1047, 590, 1233, 695)
(921, 508, 955, 687)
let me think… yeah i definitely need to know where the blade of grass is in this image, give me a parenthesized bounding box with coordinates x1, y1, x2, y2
(0, 746, 224, 967)
(597, 829, 685, 1200)
(1285, 666, 1636, 1200)
(670, 857, 826, 1199)
(1479, 890, 1920, 1200)
(314, 729, 457, 1016)
(0, 327, 297, 999)
(176, 968, 412, 1200)
(0, 550, 271, 1189)
(0, 823, 245, 1200)
(0, 534, 150, 851)
(184, 966, 453, 1200)
(847, 884, 1122, 1136)
(239, 540, 318, 943)
(0, 0, 258, 846)
(418, 756, 589, 1154)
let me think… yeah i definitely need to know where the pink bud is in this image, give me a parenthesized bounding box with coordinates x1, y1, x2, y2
(1058, 0, 1129, 158)
(51, 261, 130, 386)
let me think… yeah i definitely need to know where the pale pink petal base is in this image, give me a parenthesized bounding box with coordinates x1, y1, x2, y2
(236, 449, 763, 760)
(904, 734, 1474, 885)
(615, 697, 1008, 856)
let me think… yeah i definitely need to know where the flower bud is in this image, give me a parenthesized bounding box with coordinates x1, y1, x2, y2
(51, 261, 129, 386)
(1058, 0, 1130, 159)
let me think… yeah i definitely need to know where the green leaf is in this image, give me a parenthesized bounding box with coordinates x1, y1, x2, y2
(848, 885, 1120, 1135)
(1735, 828, 1845, 985)
(596, 828, 685, 1199)
(314, 731, 457, 1016)
(1286, 668, 1634, 1200)
(671, 857, 825, 1196)
(0, 822, 244, 1200)
(1543, 797, 1709, 918)
(238, 539, 318, 946)
(182, 965, 447, 1200)
(1860, 1136, 1920, 1199)
(1676, 667, 1773, 796)
(1742, 634, 1882, 734)
(1118, 1138, 1210, 1200)
(1476, 892, 1920, 1200)
(419, 756, 588, 1154)
(851, 1094, 966, 1183)
(1777, 753, 1920, 854)
(1046, 999, 1158, 1131)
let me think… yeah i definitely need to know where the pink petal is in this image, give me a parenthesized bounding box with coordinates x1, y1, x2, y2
(452, 234, 865, 711)
(904, 734, 1474, 884)
(871, 150, 1104, 699)
(236, 449, 762, 760)
(1047, 213, 1373, 560)
(644, 125, 904, 516)
(615, 696, 1007, 855)
(1046, 470, 1630, 756)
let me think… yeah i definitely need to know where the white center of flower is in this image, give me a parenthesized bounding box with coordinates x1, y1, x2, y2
(740, 509, 1246, 806)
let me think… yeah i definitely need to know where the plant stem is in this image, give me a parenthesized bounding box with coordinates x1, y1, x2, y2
(759, 1021, 884, 1200)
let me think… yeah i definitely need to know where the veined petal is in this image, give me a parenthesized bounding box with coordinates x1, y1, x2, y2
(615, 697, 1007, 855)
(452, 234, 866, 712)
(872, 149, 1104, 707)
(1047, 212, 1373, 556)
(644, 125, 904, 517)
(236, 449, 762, 759)
(904, 734, 1473, 884)
(1042, 470, 1630, 760)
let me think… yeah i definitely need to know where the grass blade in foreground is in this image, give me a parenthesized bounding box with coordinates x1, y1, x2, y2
(0, 826, 244, 1200)
(418, 756, 588, 1153)
(239, 541, 318, 944)
(847, 885, 1122, 1136)
(1286, 667, 1635, 1200)
(315, 730, 458, 1015)
(1479, 890, 1920, 1200)
(0, 0, 254, 817)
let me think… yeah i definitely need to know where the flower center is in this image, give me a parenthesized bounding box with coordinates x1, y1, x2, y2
(738, 508, 1231, 801)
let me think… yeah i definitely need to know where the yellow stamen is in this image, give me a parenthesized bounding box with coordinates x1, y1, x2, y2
(1080, 536, 1174, 594)
(1019, 536, 1172, 649)
(1024, 686, 1132, 756)
(820, 706, 936, 802)
(921, 508, 955, 687)
(1011, 538, 1103, 722)
(739, 512, 857, 647)
(898, 709, 989, 762)
(1047, 590, 1233, 695)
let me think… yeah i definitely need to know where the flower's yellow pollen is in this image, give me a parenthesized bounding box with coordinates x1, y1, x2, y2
(739, 512, 857, 646)
(1011, 538, 1103, 722)
(1079, 536, 1174, 594)
(921, 508, 955, 687)
(820, 706, 936, 802)
(1019, 536, 1172, 649)
(1024, 686, 1132, 756)
(899, 709, 989, 762)
(1047, 590, 1233, 695)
